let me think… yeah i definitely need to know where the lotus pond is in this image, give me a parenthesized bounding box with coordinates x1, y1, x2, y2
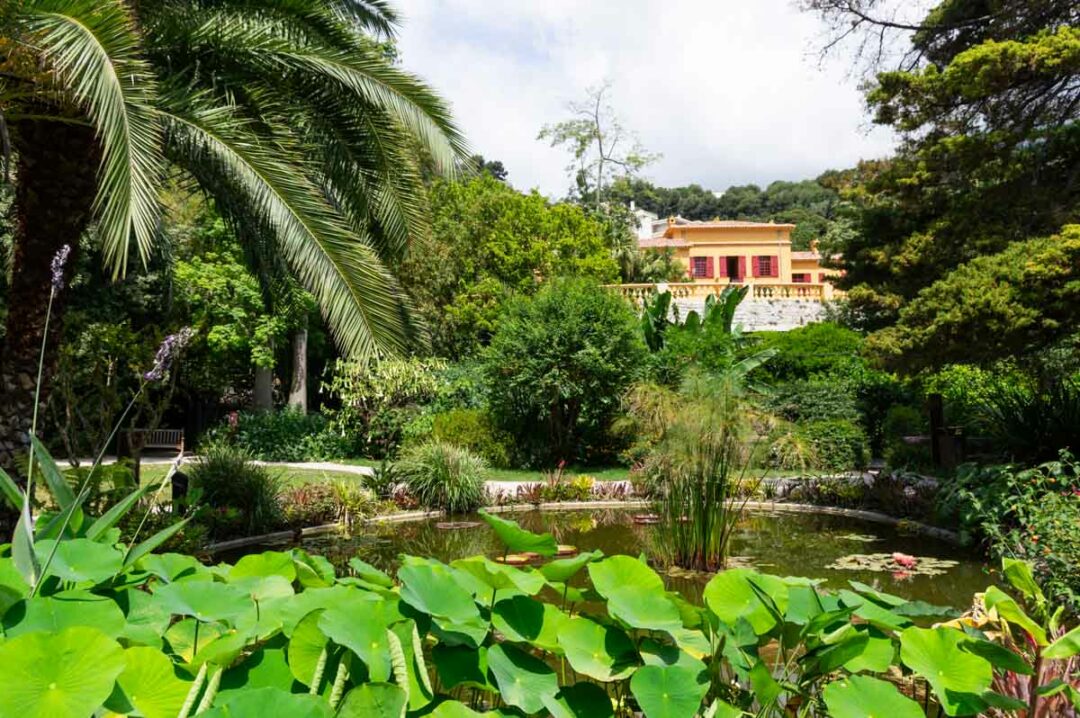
(290, 507, 990, 608)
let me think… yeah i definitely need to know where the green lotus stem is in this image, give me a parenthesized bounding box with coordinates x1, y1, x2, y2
(193, 620, 200, 656)
(328, 658, 350, 709)
(195, 666, 222, 714)
(177, 663, 207, 718)
(309, 647, 328, 694)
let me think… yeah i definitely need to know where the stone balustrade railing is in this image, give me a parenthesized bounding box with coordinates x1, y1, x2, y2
(608, 282, 835, 306)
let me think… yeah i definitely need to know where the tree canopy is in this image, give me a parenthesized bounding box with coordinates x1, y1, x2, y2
(400, 175, 620, 358)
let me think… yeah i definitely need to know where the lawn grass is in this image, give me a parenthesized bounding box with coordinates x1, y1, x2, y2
(138, 462, 366, 487)
(338, 457, 630, 483)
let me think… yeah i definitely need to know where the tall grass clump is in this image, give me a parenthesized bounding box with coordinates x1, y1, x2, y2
(188, 444, 282, 539)
(627, 370, 762, 571)
(979, 379, 1080, 462)
(396, 441, 488, 514)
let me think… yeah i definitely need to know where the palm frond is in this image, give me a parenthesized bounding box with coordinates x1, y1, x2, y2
(160, 94, 422, 358)
(19, 0, 163, 274)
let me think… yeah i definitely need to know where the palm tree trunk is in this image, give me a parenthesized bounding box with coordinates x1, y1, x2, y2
(0, 119, 99, 474)
(288, 323, 308, 412)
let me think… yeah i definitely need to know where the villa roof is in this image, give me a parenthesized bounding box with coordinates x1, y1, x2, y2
(791, 251, 821, 261)
(662, 220, 796, 237)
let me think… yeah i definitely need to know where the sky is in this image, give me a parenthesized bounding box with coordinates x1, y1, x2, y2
(394, 0, 899, 198)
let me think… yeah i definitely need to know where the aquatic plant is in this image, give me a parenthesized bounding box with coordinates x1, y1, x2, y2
(0, 502, 1076, 718)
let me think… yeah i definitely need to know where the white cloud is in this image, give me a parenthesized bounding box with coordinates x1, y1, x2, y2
(394, 0, 897, 197)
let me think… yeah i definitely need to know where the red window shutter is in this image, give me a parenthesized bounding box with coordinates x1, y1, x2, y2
(738, 256, 747, 280)
(751, 256, 761, 277)
(771, 256, 779, 277)
(717, 257, 728, 277)
(705, 257, 715, 278)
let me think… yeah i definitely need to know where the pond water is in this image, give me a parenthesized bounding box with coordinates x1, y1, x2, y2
(296, 507, 991, 609)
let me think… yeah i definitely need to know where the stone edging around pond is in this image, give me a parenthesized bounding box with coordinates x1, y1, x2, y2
(204, 499, 959, 554)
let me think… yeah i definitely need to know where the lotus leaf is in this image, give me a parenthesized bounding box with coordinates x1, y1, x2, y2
(900, 625, 993, 715)
(543, 682, 615, 718)
(486, 643, 559, 714)
(115, 645, 193, 718)
(823, 675, 924, 718)
(703, 568, 789, 635)
(0, 626, 125, 718)
(337, 682, 407, 717)
(558, 615, 637, 681)
(34, 538, 123, 584)
(630, 663, 708, 718)
(200, 687, 333, 717)
(492, 594, 567, 653)
(3, 591, 127, 638)
(478, 510, 557, 556)
(153, 580, 251, 623)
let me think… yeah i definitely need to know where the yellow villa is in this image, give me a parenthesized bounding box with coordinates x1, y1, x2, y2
(637, 216, 841, 300)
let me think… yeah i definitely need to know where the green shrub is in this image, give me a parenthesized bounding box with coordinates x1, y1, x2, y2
(431, 408, 513, 468)
(763, 379, 860, 424)
(798, 419, 869, 472)
(882, 404, 931, 469)
(938, 452, 1080, 608)
(188, 444, 283, 539)
(483, 278, 647, 465)
(323, 356, 447, 458)
(751, 322, 864, 382)
(204, 408, 346, 462)
(396, 441, 488, 514)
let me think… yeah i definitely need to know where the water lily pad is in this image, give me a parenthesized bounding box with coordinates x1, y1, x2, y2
(827, 553, 959, 577)
(823, 675, 923, 718)
(0, 626, 125, 718)
(837, 533, 882, 543)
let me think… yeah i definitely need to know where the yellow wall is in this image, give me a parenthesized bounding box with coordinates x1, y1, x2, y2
(679, 227, 793, 283)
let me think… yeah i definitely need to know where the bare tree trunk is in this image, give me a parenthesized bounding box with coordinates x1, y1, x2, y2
(0, 118, 99, 531)
(253, 365, 274, 412)
(288, 323, 308, 412)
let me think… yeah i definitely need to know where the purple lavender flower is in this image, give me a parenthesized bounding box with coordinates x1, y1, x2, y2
(50, 244, 72, 292)
(144, 327, 194, 382)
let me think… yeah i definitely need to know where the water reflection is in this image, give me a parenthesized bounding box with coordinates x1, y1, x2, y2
(301, 508, 990, 608)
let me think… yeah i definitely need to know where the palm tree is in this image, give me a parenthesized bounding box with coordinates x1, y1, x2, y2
(0, 0, 467, 464)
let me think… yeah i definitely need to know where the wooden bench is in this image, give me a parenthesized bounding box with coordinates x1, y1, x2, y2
(126, 428, 185, 454)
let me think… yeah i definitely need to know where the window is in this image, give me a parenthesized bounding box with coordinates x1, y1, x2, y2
(692, 256, 708, 278)
(792, 273, 810, 283)
(755, 256, 776, 277)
